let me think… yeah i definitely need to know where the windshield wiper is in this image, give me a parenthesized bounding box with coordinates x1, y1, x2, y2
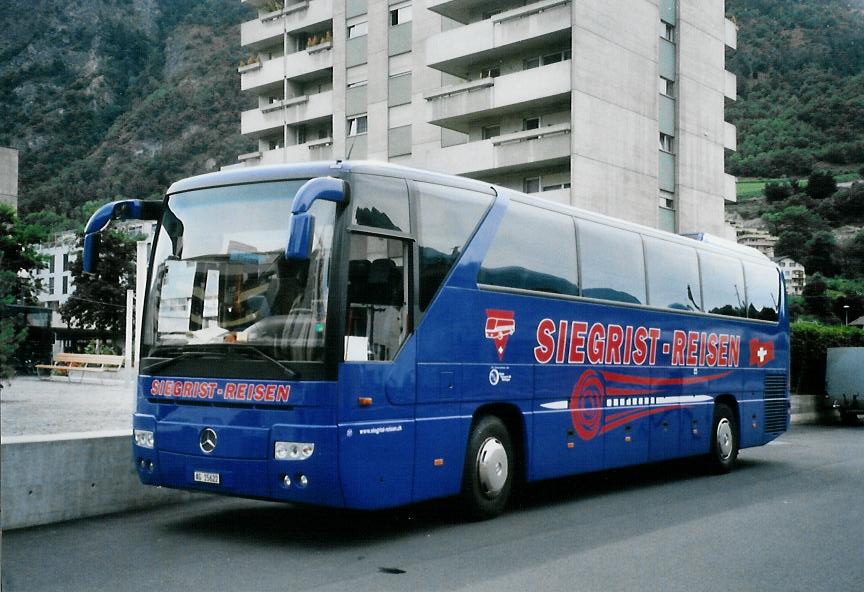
(231, 345, 299, 380)
(141, 350, 221, 375)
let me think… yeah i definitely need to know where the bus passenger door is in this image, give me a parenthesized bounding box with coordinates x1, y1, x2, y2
(338, 233, 417, 509)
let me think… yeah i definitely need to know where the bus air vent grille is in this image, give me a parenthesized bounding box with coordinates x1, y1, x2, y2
(763, 373, 788, 434)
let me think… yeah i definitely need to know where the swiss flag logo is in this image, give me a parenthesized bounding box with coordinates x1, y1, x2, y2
(749, 338, 775, 367)
(485, 310, 515, 361)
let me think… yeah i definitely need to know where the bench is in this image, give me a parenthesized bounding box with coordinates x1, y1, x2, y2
(35, 353, 125, 383)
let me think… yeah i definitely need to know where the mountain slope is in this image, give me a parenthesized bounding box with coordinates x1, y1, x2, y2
(0, 0, 254, 222)
(726, 0, 864, 176)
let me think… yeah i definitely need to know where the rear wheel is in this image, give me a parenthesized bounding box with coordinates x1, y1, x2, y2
(461, 416, 514, 520)
(708, 403, 739, 474)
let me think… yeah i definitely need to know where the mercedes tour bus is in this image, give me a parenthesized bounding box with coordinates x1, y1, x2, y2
(83, 161, 789, 519)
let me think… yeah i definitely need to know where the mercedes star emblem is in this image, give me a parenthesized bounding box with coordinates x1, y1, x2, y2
(199, 428, 218, 454)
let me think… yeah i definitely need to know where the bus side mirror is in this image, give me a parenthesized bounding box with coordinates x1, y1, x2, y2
(285, 214, 315, 260)
(83, 199, 163, 273)
(284, 177, 348, 261)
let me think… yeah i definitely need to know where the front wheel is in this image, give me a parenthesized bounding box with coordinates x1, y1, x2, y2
(461, 416, 514, 520)
(708, 403, 739, 474)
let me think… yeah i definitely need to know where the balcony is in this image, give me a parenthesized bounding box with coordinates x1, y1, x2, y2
(725, 18, 737, 50)
(241, 0, 333, 49)
(724, 70, 737, 101)
(724, 173, 736, 203)
(256, 139, 334, 165)
(425, 60, 570, 132)
(426, 0, 572, 77)
(724, 121, 737, 151)
(241, 91, 333, 136)
(428, 123, 571, 176)
(240, 45, 333, 92)
(428, 0, 507, 24)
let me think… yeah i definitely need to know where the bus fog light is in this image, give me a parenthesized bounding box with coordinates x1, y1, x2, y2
(134, 429, 154, 449)
(274, 441, 314, 460)
(281, 474, 291, 487)
(297, 474, 308, 488)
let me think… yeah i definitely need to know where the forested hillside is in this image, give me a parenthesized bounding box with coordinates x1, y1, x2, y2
(0, 0, 254, 229)
(725, 0, 864, 177)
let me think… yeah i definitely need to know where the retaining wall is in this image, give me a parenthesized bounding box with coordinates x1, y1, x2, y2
(1, 430, 199, 530)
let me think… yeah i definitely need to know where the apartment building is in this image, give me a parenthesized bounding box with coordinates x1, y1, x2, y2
(774, 256, 806, 296)
(0, 147, 18, 212)
(235, 0, 737, 234)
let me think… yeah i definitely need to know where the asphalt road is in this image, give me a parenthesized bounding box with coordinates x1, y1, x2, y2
(3, 424, 863, 592)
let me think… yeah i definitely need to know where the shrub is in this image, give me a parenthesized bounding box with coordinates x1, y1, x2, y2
(790, 322, 864, 394)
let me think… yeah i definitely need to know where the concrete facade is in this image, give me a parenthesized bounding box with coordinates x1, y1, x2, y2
(0, 146, 19, 212)
(235, 0, 736, 234)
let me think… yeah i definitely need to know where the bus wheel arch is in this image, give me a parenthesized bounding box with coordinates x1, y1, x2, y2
(708, 396, 739, 473)
(461, 404, 525, 519)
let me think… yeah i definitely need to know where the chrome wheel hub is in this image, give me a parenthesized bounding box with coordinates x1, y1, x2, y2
(716, 418, 733, 461)
(476, 437, 508, 497)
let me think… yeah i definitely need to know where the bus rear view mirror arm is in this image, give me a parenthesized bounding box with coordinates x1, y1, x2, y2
(285, 177, 348, 260)
(83, 199, 163, 273)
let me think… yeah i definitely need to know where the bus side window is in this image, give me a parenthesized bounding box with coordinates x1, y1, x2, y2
(578, 220, 646, 305)
(345, 234, 410, 361)
(699, 251, 747, 318)
(744, 262, 780, 322)
(351, 174, 410, 233)
(478, 202, 578, 296)
(415, 182, 493, 312)
(644, 237, 702, 311)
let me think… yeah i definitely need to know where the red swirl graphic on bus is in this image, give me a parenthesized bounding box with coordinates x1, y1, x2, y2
(569, 370, 605, 440)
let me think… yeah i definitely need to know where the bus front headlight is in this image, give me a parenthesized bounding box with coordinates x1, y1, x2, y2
(274, 441, 314, 460)
(134, 429, 155, 449)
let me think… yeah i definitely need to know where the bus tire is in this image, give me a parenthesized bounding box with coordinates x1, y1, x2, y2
(461, 416, 513, 520)
(708, 402, 739, 474)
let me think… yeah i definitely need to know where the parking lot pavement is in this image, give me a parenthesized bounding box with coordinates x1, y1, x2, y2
(0, 375, 135, 437)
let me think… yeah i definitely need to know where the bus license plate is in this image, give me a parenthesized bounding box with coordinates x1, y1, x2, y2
(193, 471, 220, 485)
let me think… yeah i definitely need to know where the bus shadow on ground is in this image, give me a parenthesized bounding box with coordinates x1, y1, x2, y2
(164, 454, 779, 549)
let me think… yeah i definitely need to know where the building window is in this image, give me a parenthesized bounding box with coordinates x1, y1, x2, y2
(658, 76, 674, 96)
(297, 126, 307, 144)
(523, 57, 540, 70)
(659, 191, 675, 209)
(480, 66, 500, 79)
(660, 22, 675, 42)
(347, 115, 368, 136)
(48, 277, 55, 294)
(523, 177, 541, 194)
(659, 132, 674, 153)
(62, 276, 69, 295)
(268, 139, 282, 150)
(63, 253, 70, 272)
(543, 182, 570, 191)
(348, 21, 368, 38)
(390, 4, 412, 26)
(481, 125, 500, 140)
(523, 117, 540, 131)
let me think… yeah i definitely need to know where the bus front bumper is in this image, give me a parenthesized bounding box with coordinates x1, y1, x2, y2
(133, 416, 343, 507)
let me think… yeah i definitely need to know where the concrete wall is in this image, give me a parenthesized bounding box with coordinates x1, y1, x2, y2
(0, 146, 18, 212)
(1, 430, 199, 530)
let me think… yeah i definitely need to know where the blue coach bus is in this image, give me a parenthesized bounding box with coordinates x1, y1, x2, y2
(84, 161, 789, 519)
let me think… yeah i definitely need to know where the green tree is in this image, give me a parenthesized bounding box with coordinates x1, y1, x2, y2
(805, 171, 838, 200)
(842, 229, 864, 278)
(0, 204, 48, 379)
(59, 230, 137, 333)
(802, 274, 837, 324)
(803, 231, 838, 276)
(763, 182, 792, 202)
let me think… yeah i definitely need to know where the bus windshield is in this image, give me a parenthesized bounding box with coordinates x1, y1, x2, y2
(142, 180, 335, 369)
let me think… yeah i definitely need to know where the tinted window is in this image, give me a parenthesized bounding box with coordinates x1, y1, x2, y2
(744, 262, 780, 322)
(478, 202, 578, 296)
(417, 182, 492, 310)
(578, 220, 646, 305)
(351, 174, 410, 232)
(644, 237, 702, 311)
(699, 251, 746, 317)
